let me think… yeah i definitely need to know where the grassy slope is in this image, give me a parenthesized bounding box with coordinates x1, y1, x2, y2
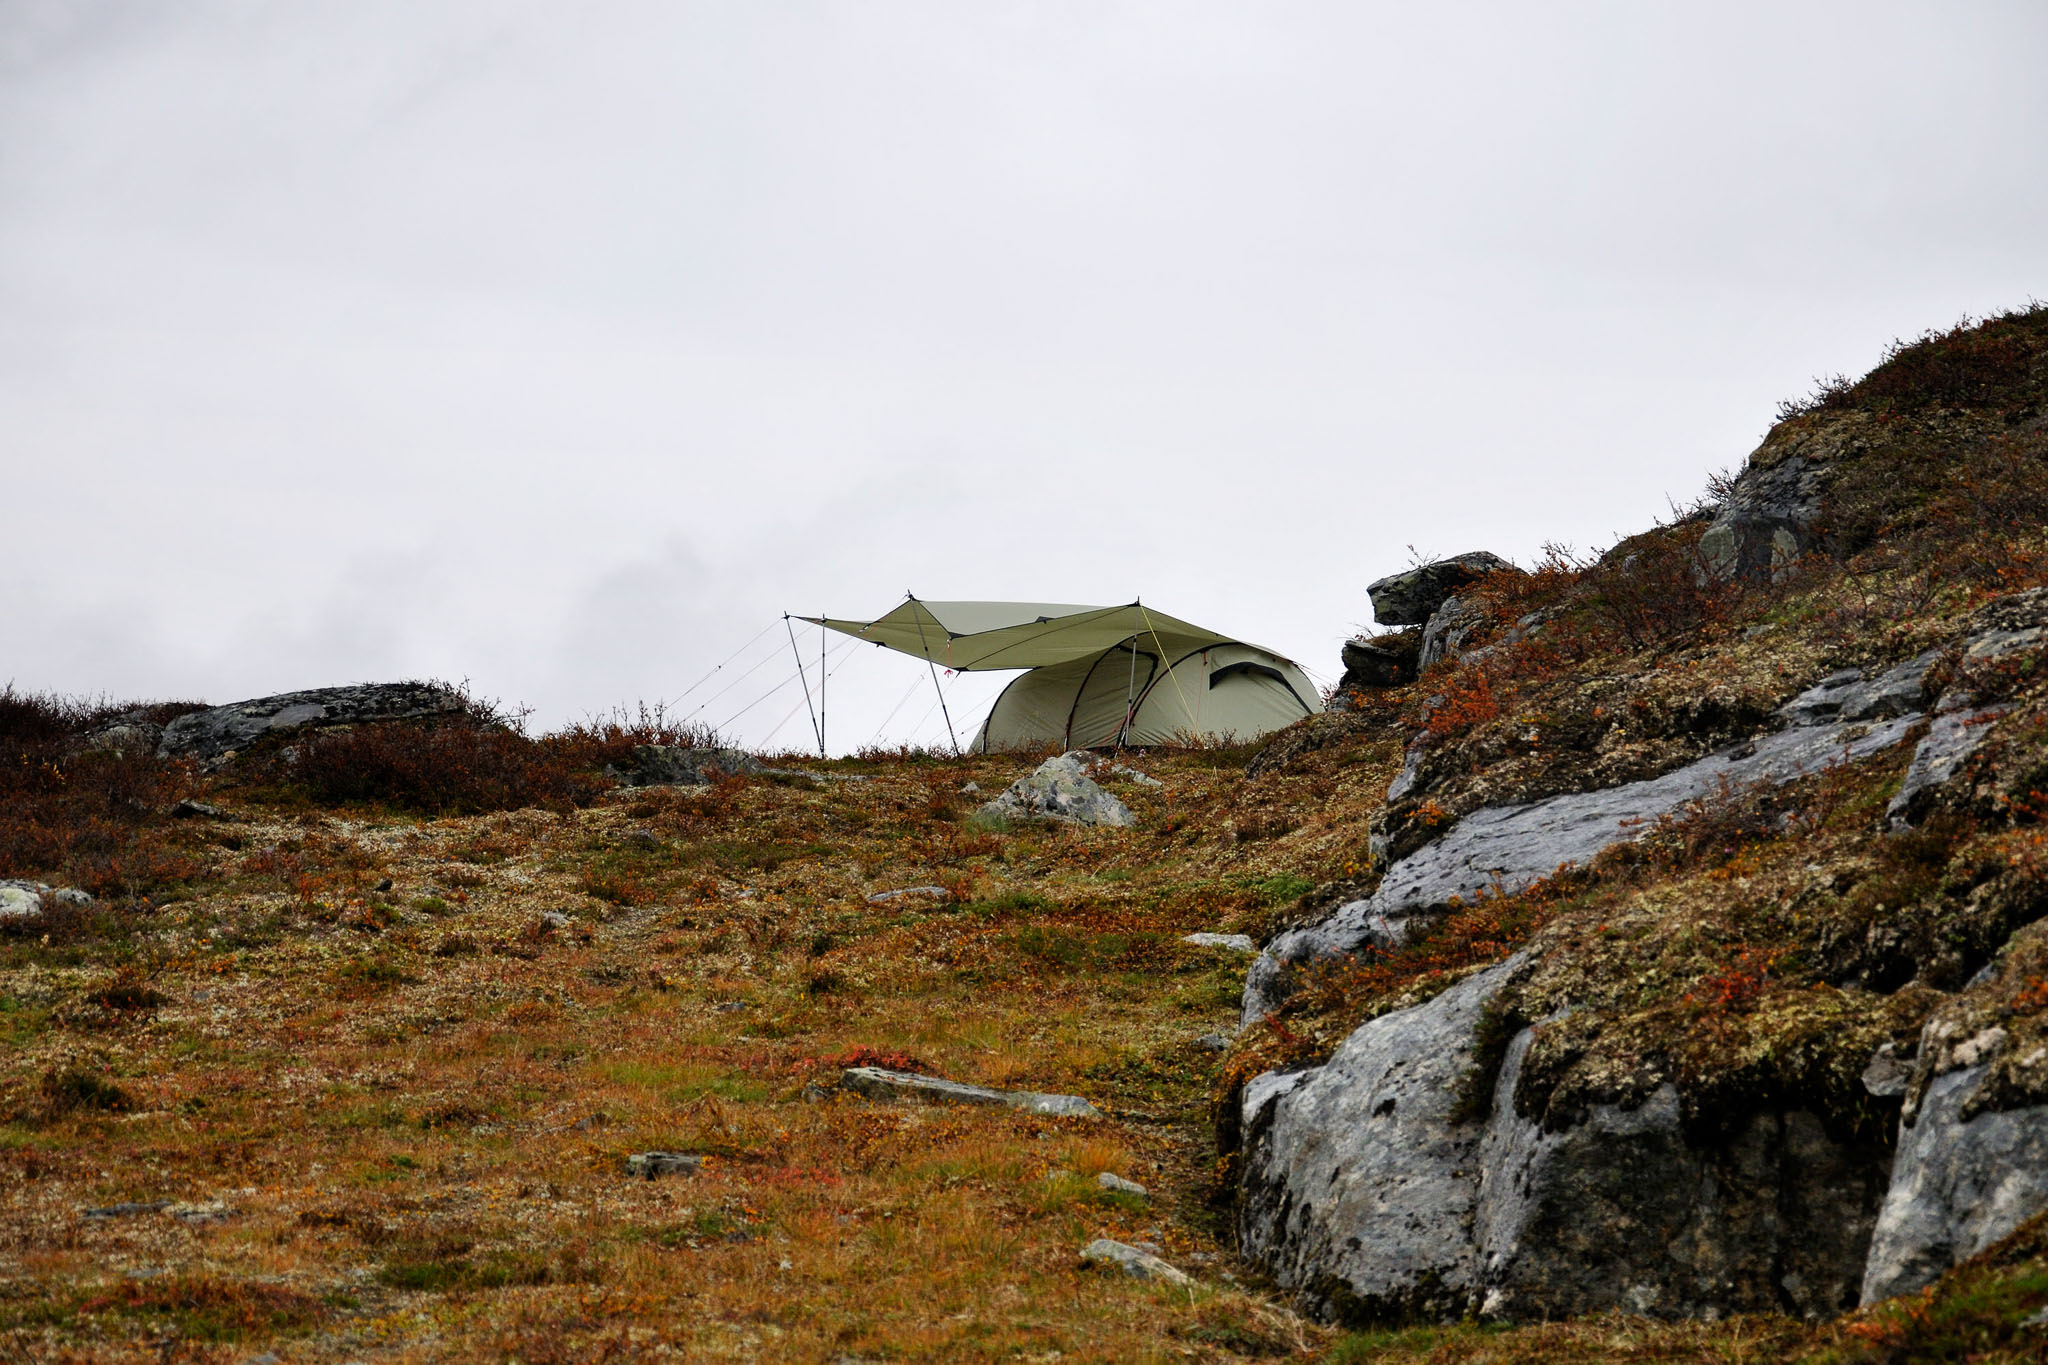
(8, 307, 2048, 1362)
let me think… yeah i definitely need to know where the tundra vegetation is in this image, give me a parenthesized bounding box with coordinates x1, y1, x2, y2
(5, 306, 2048, 1361)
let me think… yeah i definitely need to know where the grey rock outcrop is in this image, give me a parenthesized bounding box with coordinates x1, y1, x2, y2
(1331, 634, 1419, 702)
(1418, 596, 1494, 673)
(1237, 958, 1886, 1323)
(1474, 1031, 1886, 1321)
(1888, 700, 2013, 830)
(1095, 1172, 1149, 1197)
(1245, 711, 1921, 1022)
(839, 1066, 1101, 1119)
(1860, 1060, 2048, 1304)
(156, 683, 467, 763)
(1861, 980, 2048, 1304)
(1367, 553, 1516, 627)
(610, 745, 764, 787)
(1699, 411, 1875, 581)
(1776, 650, 1941, 726)
(976, 753, 1134, 828)
(1238, 959, 1524, 1320)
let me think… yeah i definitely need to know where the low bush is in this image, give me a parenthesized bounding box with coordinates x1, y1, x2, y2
(541, 701, 719, 773)
(285, 716, 598, 816)
(0, 686, 203, 893)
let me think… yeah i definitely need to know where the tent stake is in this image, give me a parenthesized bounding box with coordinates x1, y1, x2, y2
(784, 614, 825, 758)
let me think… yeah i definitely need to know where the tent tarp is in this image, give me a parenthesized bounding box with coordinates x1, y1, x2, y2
(803, 600, 1232, 672)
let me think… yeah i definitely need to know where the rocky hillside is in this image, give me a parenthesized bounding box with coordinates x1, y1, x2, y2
(3, 306, 2048, 1362)
(1226, 304, 2048, 1350)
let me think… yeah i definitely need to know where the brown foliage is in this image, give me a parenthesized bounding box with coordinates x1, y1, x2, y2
(0, 686, 202, 892)
(285, 716, 600, 816)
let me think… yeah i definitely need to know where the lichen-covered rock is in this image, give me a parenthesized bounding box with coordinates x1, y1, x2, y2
(976, 753, 1134, 828)
(1777, 650, 1941, 726)
(1863, 939, 2048, 1303)
(1476, 1030, 1887, 1321)
(1245, 712, 1922, 1022)
(1238, 959, 1524, 1321)
(1237, 956, 1887, 1324)
(609, 744, 763, 787)
(156, 683, 468, 762)
(0, 880, 93, 923)
(1861, 1060, 2048, 1304)
(1417, 596, 1494, 673)
(1367, 553, 1517, 627)
(1699, 410, 1877, 581)
(1889, 701, 2014, 830)
(1331, 633, 1420, 702)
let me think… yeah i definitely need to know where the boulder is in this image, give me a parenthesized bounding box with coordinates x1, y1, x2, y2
(839, 1066, 1101, 1119)
(976, 753, 1134, 828)
(609, 744, 763, 787)
(1246, 710, 1923, 1022)
(1238, 958, 1524, 1321)
(1331, 634, 1420, 702)
(1367, 553, 1517, 628)
(156, 683, 467, 763)
(0, 880, 93, 924)
(1096, 1172, 1149, 1197)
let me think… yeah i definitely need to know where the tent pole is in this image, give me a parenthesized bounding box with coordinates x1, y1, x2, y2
(906, 592, 961, 756)
(784, 614, 824, 757)
(819, 612, 827, 758)
(1119, 600, 1140, 751)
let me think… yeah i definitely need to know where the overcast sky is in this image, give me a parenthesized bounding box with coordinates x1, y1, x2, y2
(5, 2, 2045, 751)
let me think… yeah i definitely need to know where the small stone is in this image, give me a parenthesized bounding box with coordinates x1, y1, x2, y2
(624, 1152, 703, 1179)
(1194, 1033, 1231, 1052)
(1080, 1237, 1189, 1284)
(166, 1200, 235, 1225)
(1182, 932, 1255, 953)
(840, 1066, 1101, 1119)
(1096, 1172, 1148, 1198)
(540, 911, 573, 931)
(81, 1201, 172, 1219)
(1862, 1044, 1911, 1099)
(865, 886, 952, 905)
(623, 829, 661, 849)
(170, 799, 224, 820)
(960, 781, 981, 794)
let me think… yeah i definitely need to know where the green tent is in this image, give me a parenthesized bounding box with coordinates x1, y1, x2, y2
(805, 599, 1319, 751)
